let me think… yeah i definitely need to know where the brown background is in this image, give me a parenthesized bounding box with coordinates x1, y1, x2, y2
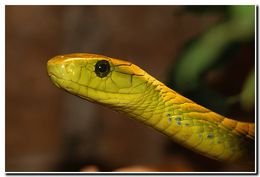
(6, 6, 254, 172)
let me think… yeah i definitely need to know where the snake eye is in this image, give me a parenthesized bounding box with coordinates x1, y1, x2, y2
(95, 60, 110, 78)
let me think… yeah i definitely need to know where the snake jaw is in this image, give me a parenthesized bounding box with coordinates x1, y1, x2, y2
(48, 74, 61, 88)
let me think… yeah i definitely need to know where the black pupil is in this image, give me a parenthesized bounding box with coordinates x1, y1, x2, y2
(97, 63, 108, 72)
(95, 60, 110, 78)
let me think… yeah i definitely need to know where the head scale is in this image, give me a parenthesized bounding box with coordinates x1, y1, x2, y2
(47, 53, 153, 107)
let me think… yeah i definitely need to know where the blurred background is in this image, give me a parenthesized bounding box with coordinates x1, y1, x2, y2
(6, 5, 255, 172)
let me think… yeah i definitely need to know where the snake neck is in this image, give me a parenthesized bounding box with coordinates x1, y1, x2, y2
(110, 77, 254, 162)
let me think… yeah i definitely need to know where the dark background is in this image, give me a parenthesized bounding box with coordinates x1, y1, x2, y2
(6, 6, 255, 172)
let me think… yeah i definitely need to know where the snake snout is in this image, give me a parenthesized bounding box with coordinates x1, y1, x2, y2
(47, 55, 79, 78)
(47, 55, 83, 94)
(47, 56, 66, 78)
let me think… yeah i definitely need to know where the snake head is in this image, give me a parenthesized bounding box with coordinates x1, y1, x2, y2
(47, 53, 153, 106)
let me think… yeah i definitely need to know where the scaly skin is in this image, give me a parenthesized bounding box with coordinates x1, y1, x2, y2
(47, 53, 254, 162)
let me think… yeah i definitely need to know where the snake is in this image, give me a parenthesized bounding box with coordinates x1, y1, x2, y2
(47, 53, 255, 162)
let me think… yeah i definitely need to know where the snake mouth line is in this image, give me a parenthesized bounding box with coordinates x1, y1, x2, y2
(49, 74, 62, 88)
(49, 73, 144, 96)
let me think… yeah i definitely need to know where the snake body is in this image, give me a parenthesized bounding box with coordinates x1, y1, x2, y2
(47, 53, 254, 162)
